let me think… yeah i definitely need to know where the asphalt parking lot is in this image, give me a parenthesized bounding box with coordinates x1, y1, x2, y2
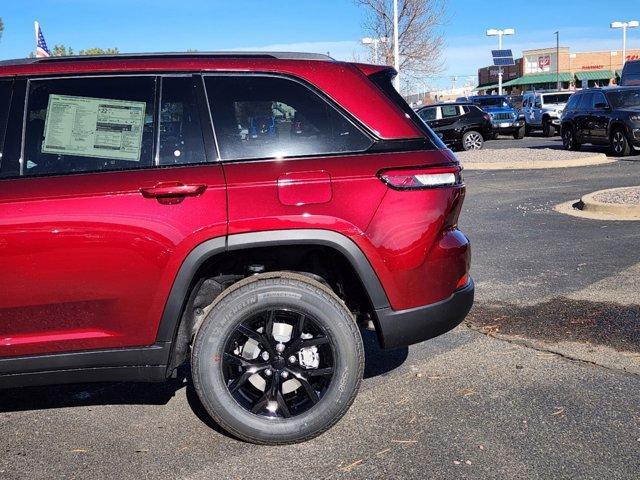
(2, 152, 639, 480)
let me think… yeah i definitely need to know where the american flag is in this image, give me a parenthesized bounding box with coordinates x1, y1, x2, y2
(34, 21, 51, 58)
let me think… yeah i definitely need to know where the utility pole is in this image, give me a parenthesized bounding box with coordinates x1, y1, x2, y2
(611, 20, 639, 67)
(555, 31, 560, 90)
(486, 28, 515, 95)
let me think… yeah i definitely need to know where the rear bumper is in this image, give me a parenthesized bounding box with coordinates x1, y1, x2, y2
(374, 278, 475, 350)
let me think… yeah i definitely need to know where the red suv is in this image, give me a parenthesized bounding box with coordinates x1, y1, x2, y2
(0, 52, 473, 444)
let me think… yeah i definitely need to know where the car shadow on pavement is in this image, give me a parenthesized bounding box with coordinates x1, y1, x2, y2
(0, 329, 408, 415)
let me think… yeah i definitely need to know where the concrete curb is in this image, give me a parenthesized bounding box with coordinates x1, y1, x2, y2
(554, 200, 640, 221)
(579, 187, 640, 219)
(462, 153, 615, 170)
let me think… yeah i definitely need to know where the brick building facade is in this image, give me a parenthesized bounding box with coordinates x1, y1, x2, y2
(476, 46, 640, 94)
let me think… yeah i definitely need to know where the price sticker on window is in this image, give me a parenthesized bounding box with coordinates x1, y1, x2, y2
(42, 94, 146, 162)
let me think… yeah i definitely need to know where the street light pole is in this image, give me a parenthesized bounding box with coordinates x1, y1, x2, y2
(393, 0, 400, 91)
(555, 31, 560, 90)
(498, 31, 503, 95)
(486, 28, 515, 95)
(611, 20, 639, 67)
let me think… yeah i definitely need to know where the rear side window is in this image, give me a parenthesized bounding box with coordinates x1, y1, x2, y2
(0, 80, 12, 152)
(24, 76, 156, 177)
(591, 91, 608, 108)
(418, 107, 437, 122)
(441, 105, 458, 118)
(565, 94, 580, 111)
(204, 75, 373, 160)
(159, 76, 207, 166)
(577, 93, 593, 110)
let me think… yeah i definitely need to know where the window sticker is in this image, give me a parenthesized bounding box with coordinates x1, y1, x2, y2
(41, 94, 146, 162)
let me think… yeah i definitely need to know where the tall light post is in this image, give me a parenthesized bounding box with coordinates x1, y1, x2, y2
(555, 31, 560, 90)
(361, 36, 388, 64)
(611, 20, 639, 67)
(486, 28, 515, 95)
(393, 0, 400, 91)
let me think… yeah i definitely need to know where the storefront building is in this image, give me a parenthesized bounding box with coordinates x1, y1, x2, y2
(475, 46, 640, 94)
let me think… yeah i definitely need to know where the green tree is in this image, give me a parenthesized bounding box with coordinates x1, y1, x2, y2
(51, 44, 74, 56)
(0, 18, 4, 42)
(78, 47, 119, 55)
(28, 45, 120, 58)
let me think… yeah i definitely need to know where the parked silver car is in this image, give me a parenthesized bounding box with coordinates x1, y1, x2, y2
(522, 91, 573, 136)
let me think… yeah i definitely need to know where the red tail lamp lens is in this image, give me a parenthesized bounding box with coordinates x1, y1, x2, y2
(379, 165, 462, 190)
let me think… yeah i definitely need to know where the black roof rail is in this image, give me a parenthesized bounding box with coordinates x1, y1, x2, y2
(0, 51, 335, 67)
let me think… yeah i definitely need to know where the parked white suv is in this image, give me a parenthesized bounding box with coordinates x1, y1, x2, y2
(522, 91, 572, 137)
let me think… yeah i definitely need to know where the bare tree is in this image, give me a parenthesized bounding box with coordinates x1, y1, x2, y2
(355, 0, 445, 89)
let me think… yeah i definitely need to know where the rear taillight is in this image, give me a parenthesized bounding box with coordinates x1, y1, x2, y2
(483, 114, 492, 122)
(378, 165, 462, 190)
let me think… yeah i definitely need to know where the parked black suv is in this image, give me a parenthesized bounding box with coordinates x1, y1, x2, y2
(561, 87, 640, 156)
(416, 102, 493, 150)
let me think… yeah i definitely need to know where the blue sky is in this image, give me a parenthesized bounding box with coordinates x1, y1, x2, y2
(1, 0, 640, 91)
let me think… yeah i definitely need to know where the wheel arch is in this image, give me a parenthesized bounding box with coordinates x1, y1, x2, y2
(157, 230, 391, 375)
(608, 120, 627, 139)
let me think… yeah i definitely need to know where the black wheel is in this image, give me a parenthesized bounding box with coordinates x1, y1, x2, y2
(513, 126, 525, 139)
(562, 126, 580, 151)
(462, 130, 484, 150)
(610, 128, 632, 157)
(191, 273, 364, 445)
(542, 119, 554, 137)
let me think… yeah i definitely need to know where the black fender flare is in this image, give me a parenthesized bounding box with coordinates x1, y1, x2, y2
(155, 230, 390, 345)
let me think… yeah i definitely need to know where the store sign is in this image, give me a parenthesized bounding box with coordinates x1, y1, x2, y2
(538, 55, 550, 69)
(581, 65, 604, 70)
(628, 54, 640, 61)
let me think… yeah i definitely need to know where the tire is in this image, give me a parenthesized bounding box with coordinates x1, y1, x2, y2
(191, 272, 364, 445)
(525, 124, 532, 135)
(513, 126, 525, 139)
(462, 130, 484, 150)
(562, 126, 580, 151)
(610, 127, 632, 157)
(542, 119, 554, 137)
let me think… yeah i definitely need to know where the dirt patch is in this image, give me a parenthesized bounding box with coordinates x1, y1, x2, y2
(466, 298, 640, 353)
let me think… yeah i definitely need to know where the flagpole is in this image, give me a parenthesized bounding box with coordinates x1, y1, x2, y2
(33, 21, 39, 57)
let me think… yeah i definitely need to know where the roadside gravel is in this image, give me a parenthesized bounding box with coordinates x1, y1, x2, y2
(457, 147, 613, 170)
(592, 186, 640, 205)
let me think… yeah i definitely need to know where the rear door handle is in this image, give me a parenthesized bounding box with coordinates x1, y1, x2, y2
(140, 182, 207, 199)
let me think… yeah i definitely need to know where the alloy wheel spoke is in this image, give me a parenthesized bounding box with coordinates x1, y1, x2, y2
(228, 370, 253, 394)
(291, 313, 306, 341)
(223, 352, 261, 368)
(265, 310, 275, 338)
(296, 374, 320, 404)
(299, 336, 329, 350)
(269, 373, 291, 418)
(285, 335, 329, 356)
(251, 391, 270, 414)
(237, 324, 275, 355)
